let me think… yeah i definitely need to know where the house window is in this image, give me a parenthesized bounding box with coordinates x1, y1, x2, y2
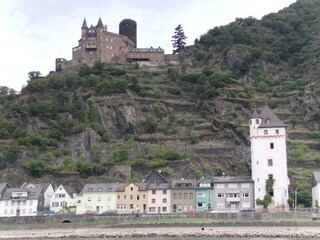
(189, 193, 193, 199)
(163, 190, 167, 194)
(107, 196, 111, 201)
(88, 188, 93, 192)
(197, 202, 205, 208)
(264, 130, 268, 135)
(130, 187, 133, 191)
(130, 204, 133, 209)
(249, 120, 252, 125)
(88, 197, 91, 202)
(152, 190, 156, 195)
(276, 129, 279, 134)
(117, 195, 120, 200)
(178, 193, 182, 199)
(265, 118, 271, 124)
(151, 198, 156, 203)
(130, 195, 133, 200)
(97, 197, 101, 202)
(124, 195, 127, 200)
(149, 207, 156, 212)
(184, 193, 188, 199)
(256, 119, 259, 124)
(178, 204, 182, 210)
(270, 143, 274, 149)
(143, 194, 146, 200)
(217, 193, 225, 198)
(173, 193, 177, 199)
(97, 188, 102, 192)
(162, 207, 167, 212)
(163, 198, 167, 203)
(268, 159, 273, 166)
(137, 195, 140, 200)
(268, 174, 273, 180)
(242, 193, 250, 198)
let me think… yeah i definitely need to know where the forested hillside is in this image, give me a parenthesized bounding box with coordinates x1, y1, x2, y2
(1, 0, 320, 206)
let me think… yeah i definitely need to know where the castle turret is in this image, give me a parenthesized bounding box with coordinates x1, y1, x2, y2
(82, 18, 88, 29)
(96, 17, 104, 28)
(249, 105, 289, 212)
(119, 19, 137, 48)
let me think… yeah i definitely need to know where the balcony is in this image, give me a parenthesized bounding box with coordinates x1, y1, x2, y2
(226, 197, 240, 202)
(11, 196, 27, 200)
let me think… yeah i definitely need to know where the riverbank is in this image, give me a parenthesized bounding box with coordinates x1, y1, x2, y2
(1, 224, 320, 239)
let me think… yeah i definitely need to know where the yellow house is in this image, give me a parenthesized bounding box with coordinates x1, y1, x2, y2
(116, 183, 147, 214)
(76, 183, 117, 215)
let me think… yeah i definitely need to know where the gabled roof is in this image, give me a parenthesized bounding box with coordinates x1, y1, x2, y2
(251, 105, 285, 128)
(213, 176, 253, 183)
(0, 183, 9, 194)
(116, 182, 148, 192)
(312, 172, 320, 187)
(144, 170, 168, 184)
(96, 17, 104, 28)
(63, 185, 78, 196)
(82, 17, 88, 29)
(21, 182, 52, 192)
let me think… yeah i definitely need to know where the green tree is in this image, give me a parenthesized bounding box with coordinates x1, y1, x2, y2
(28, 71, 41, 80)
(172, 24, 187, 54)
(26, 159, 46, 178)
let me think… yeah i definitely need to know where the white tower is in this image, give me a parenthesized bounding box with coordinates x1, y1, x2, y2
(249, 105, 289, 211)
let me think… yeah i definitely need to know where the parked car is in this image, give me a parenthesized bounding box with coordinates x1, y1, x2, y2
(101, 210, 118, 216)
(186, 209, 196, 214)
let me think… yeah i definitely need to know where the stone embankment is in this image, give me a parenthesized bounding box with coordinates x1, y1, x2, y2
(1, 226, 320, 239)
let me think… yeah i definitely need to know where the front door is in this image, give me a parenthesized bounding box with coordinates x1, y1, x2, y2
(96, 206, 100, 214)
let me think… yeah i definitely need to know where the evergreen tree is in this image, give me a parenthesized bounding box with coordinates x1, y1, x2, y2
(171, 24, 187, 54)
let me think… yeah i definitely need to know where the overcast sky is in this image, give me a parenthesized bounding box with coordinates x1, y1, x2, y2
(0, 0, 296, 91)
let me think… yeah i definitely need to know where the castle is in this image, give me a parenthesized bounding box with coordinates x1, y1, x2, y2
(56, 18, 174, 71)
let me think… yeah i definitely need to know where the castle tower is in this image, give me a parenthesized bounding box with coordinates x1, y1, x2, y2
(119, 19, 137, 48)
(249, 105, 289, 211)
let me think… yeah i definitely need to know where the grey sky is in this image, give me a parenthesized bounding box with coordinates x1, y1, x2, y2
(0, 0, 296, 91)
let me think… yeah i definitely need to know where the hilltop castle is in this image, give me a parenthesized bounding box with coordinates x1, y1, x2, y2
(56, 18, 173, 71)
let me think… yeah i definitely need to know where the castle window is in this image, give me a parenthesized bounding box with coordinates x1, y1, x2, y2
(276, 129, 279, 134)
(264, 130, 268, 135)
(268, 159, 273, 166)
(270, 143, 274, 149)
(256, 119, 259, 124)
(250, 120, 252, 125)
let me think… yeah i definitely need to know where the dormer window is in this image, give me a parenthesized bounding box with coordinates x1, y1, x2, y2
(265, 118, 271, 124)
(98, 188, 102, 192)
(88, 188, 93, 192)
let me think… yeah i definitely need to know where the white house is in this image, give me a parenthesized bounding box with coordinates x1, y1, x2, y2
(21, 183, 55, 208)
(50, 185, 77, 213)
(249, 105, 289, 211)
(0, 187, 44, 217)
(312, 172, 320, 208)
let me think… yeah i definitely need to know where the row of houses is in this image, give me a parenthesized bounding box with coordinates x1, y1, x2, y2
(0, 171, 255, 217)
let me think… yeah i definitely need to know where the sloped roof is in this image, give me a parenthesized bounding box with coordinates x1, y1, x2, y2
(144, 170, 168, 184)
(252, 105, 286, 128)
(80, 183, 119, 194)
(21, 182, 52, 192)
(171, 179, 196, 188)
(146, 182, 170, 190)
(60, 185, 78, 197)
(82, 18, 88, 29)
(312, 172, 320, 187)
(0, 183, 9, 194)
(213, 176, 253, 183)
(96, 17, 104, 28)
(116, 182, 148, 192)
(1, 187, 42, 200)
(251, 110, 260, 118)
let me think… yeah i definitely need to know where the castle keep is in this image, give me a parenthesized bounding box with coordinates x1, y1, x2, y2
(56, 18, 166, 71)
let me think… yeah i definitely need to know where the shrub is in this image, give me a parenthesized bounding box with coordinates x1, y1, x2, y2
(26, 159, 46, 178)
(145, 117, 157, 133)
(109, 148, 129, 163)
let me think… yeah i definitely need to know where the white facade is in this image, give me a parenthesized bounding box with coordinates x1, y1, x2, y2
(50, 185, 77, 213)
(0, 188, 43, 217)
(250, 106, 289, 210)
(312, 172, 320, 208)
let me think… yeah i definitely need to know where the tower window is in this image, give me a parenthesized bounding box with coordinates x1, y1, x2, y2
(256, 119, 259, 124)
(270, 143, 274, 149)
(268, 159, 273, 166)
(250, 120, 252, 125)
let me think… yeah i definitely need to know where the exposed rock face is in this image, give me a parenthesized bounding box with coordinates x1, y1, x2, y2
(70, 128, 98, 159)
